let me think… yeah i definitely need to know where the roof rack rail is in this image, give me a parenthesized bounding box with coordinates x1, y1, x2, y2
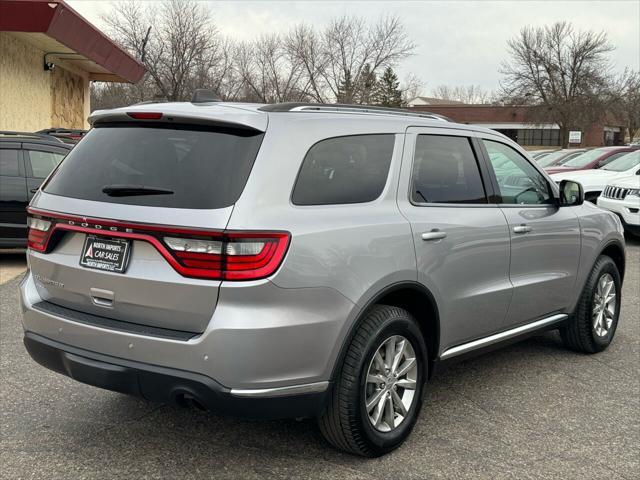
(258, 102, 451, 122)
(36, 128, 87, 135)
(0, 131, 65, 143)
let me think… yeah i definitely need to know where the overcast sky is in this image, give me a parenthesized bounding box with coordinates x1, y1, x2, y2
(69, 0, 639, 94)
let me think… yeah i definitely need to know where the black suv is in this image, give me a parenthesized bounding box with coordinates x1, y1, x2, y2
(0, 132, 72, 247)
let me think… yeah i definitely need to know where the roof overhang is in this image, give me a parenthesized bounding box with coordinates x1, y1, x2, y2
(0, 0, 146, 83)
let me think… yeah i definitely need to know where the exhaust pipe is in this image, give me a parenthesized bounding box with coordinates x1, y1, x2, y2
(174, 391, 207, 411)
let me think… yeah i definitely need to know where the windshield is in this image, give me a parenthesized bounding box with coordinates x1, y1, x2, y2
(44, 124, 265, 209)
(601, 151, 640, 171)
(562, 149, 611, 167)
(537, 150, 573, 167)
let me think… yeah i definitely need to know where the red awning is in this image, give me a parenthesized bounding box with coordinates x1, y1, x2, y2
(0, 0, 146, 83)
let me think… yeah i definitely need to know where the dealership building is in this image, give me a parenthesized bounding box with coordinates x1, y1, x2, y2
(0, 0, 145, 132)
(409, 103, 626, 148)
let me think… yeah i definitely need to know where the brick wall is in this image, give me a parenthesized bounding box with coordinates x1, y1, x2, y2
(409, 104, 623, 147)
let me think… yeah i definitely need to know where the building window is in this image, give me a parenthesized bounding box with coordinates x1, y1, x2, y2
(516, 129, 560, 147)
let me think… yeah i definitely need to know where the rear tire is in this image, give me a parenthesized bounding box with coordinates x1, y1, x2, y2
(319, 305, 427, 457)
(560, 255, 621, 353)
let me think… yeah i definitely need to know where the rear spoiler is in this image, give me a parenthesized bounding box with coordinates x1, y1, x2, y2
(89, 105, 267, 132)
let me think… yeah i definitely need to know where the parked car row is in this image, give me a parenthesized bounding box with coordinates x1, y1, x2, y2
(0, 131, 73, 246)
(545, 146, 638, 175)
(550, 150, 640, 235)
(524, 146, 639, 235)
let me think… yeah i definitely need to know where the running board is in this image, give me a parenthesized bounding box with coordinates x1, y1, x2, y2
(440, 313, 568, 360)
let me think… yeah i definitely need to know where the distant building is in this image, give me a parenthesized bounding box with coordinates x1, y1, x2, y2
(0, 0, 146, 131)
(409, 104, 625, 148)
(406, 96, 464, 107)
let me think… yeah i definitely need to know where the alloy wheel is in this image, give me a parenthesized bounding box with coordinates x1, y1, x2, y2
(592, 273, 616, 337)
(364, 335, 418, 432)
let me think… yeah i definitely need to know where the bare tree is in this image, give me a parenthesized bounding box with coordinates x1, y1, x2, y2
(93, 3, 416, 108)
(285, 15, 415, 103)
(400, 73, 424, 105)
(90, 77, 157, 110)
(431, 85, 491, 104)
(236, 34, 310, 103)
(610, 68, 640, 142)
(500, 22, 614, 146)
(101, 0, 229, 102)
(285, 24, 329, 102)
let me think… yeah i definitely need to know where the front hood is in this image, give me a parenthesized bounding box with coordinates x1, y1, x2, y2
(608, 175, 640, 189)
(550, 169, 619, 191)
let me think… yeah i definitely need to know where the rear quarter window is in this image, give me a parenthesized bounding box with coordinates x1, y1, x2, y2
(292, 134, 395, 205)
(43, 124, 264, 209)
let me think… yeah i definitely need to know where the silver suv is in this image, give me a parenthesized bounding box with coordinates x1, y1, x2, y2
(20, 98, 626, 456)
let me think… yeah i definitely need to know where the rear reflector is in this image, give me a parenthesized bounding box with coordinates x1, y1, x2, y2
(26, 209, 290, 281)
(126, 112, 163, 120)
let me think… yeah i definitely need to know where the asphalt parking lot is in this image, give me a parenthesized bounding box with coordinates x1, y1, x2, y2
(1, 238, 638, 480)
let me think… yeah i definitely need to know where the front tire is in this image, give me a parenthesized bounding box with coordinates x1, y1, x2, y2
(560, 255, 621, 353)
(319, 305, 427, 457)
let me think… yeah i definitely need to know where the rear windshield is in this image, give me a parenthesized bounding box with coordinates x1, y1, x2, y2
(44, 124, 264, 209)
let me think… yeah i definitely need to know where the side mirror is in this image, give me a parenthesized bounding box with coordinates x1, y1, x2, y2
(559, 180, 584, 206)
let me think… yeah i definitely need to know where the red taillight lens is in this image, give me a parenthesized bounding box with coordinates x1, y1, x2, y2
(126, 112, 162, 120)
(223, 233, 290, 280)
(27, 216, 52, 252)
(163, 232, 290, 280)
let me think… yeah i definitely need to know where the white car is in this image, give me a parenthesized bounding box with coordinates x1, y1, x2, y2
(550, 150, 640, 203)
(597, 175, 640, 236)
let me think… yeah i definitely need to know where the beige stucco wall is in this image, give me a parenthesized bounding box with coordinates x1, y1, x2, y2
(51, 63, 86, 129)
(0, 32, 52, 131)
(0, 32, 89, 131)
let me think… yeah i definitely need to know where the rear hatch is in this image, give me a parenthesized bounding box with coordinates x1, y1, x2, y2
(26, 105, 269, 334)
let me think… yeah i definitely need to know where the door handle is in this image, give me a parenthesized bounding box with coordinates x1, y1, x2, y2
(513, 225, 532, 234)
(421, 230, 447, 241)
(30, 188, 39, 193)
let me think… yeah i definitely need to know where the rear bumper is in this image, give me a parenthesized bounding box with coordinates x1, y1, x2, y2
(20, 268, 352, 391)
(23, 331, 330, 419)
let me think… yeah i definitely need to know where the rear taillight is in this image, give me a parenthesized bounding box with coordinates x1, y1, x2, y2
(26, 209, 290, 281)
(27, 216, 52, 252)
(163, 232, 290, 280)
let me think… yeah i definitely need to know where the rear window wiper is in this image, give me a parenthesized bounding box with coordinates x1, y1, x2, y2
(102, 185, 174, 197)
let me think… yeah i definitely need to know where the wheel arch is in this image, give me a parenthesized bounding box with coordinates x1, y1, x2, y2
(330, 282, 440, 383)
(599, 239, 626, 283)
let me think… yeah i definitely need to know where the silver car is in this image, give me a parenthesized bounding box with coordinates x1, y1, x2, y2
(20, 98, 626, 457)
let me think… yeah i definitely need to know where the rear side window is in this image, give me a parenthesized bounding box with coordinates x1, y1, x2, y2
(0, 149, 20, 177)
(27, 150, 66, 178)
(411, 135, 487, 204)
(44, 125, 264, 209)
(292, 134, 394, 205)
